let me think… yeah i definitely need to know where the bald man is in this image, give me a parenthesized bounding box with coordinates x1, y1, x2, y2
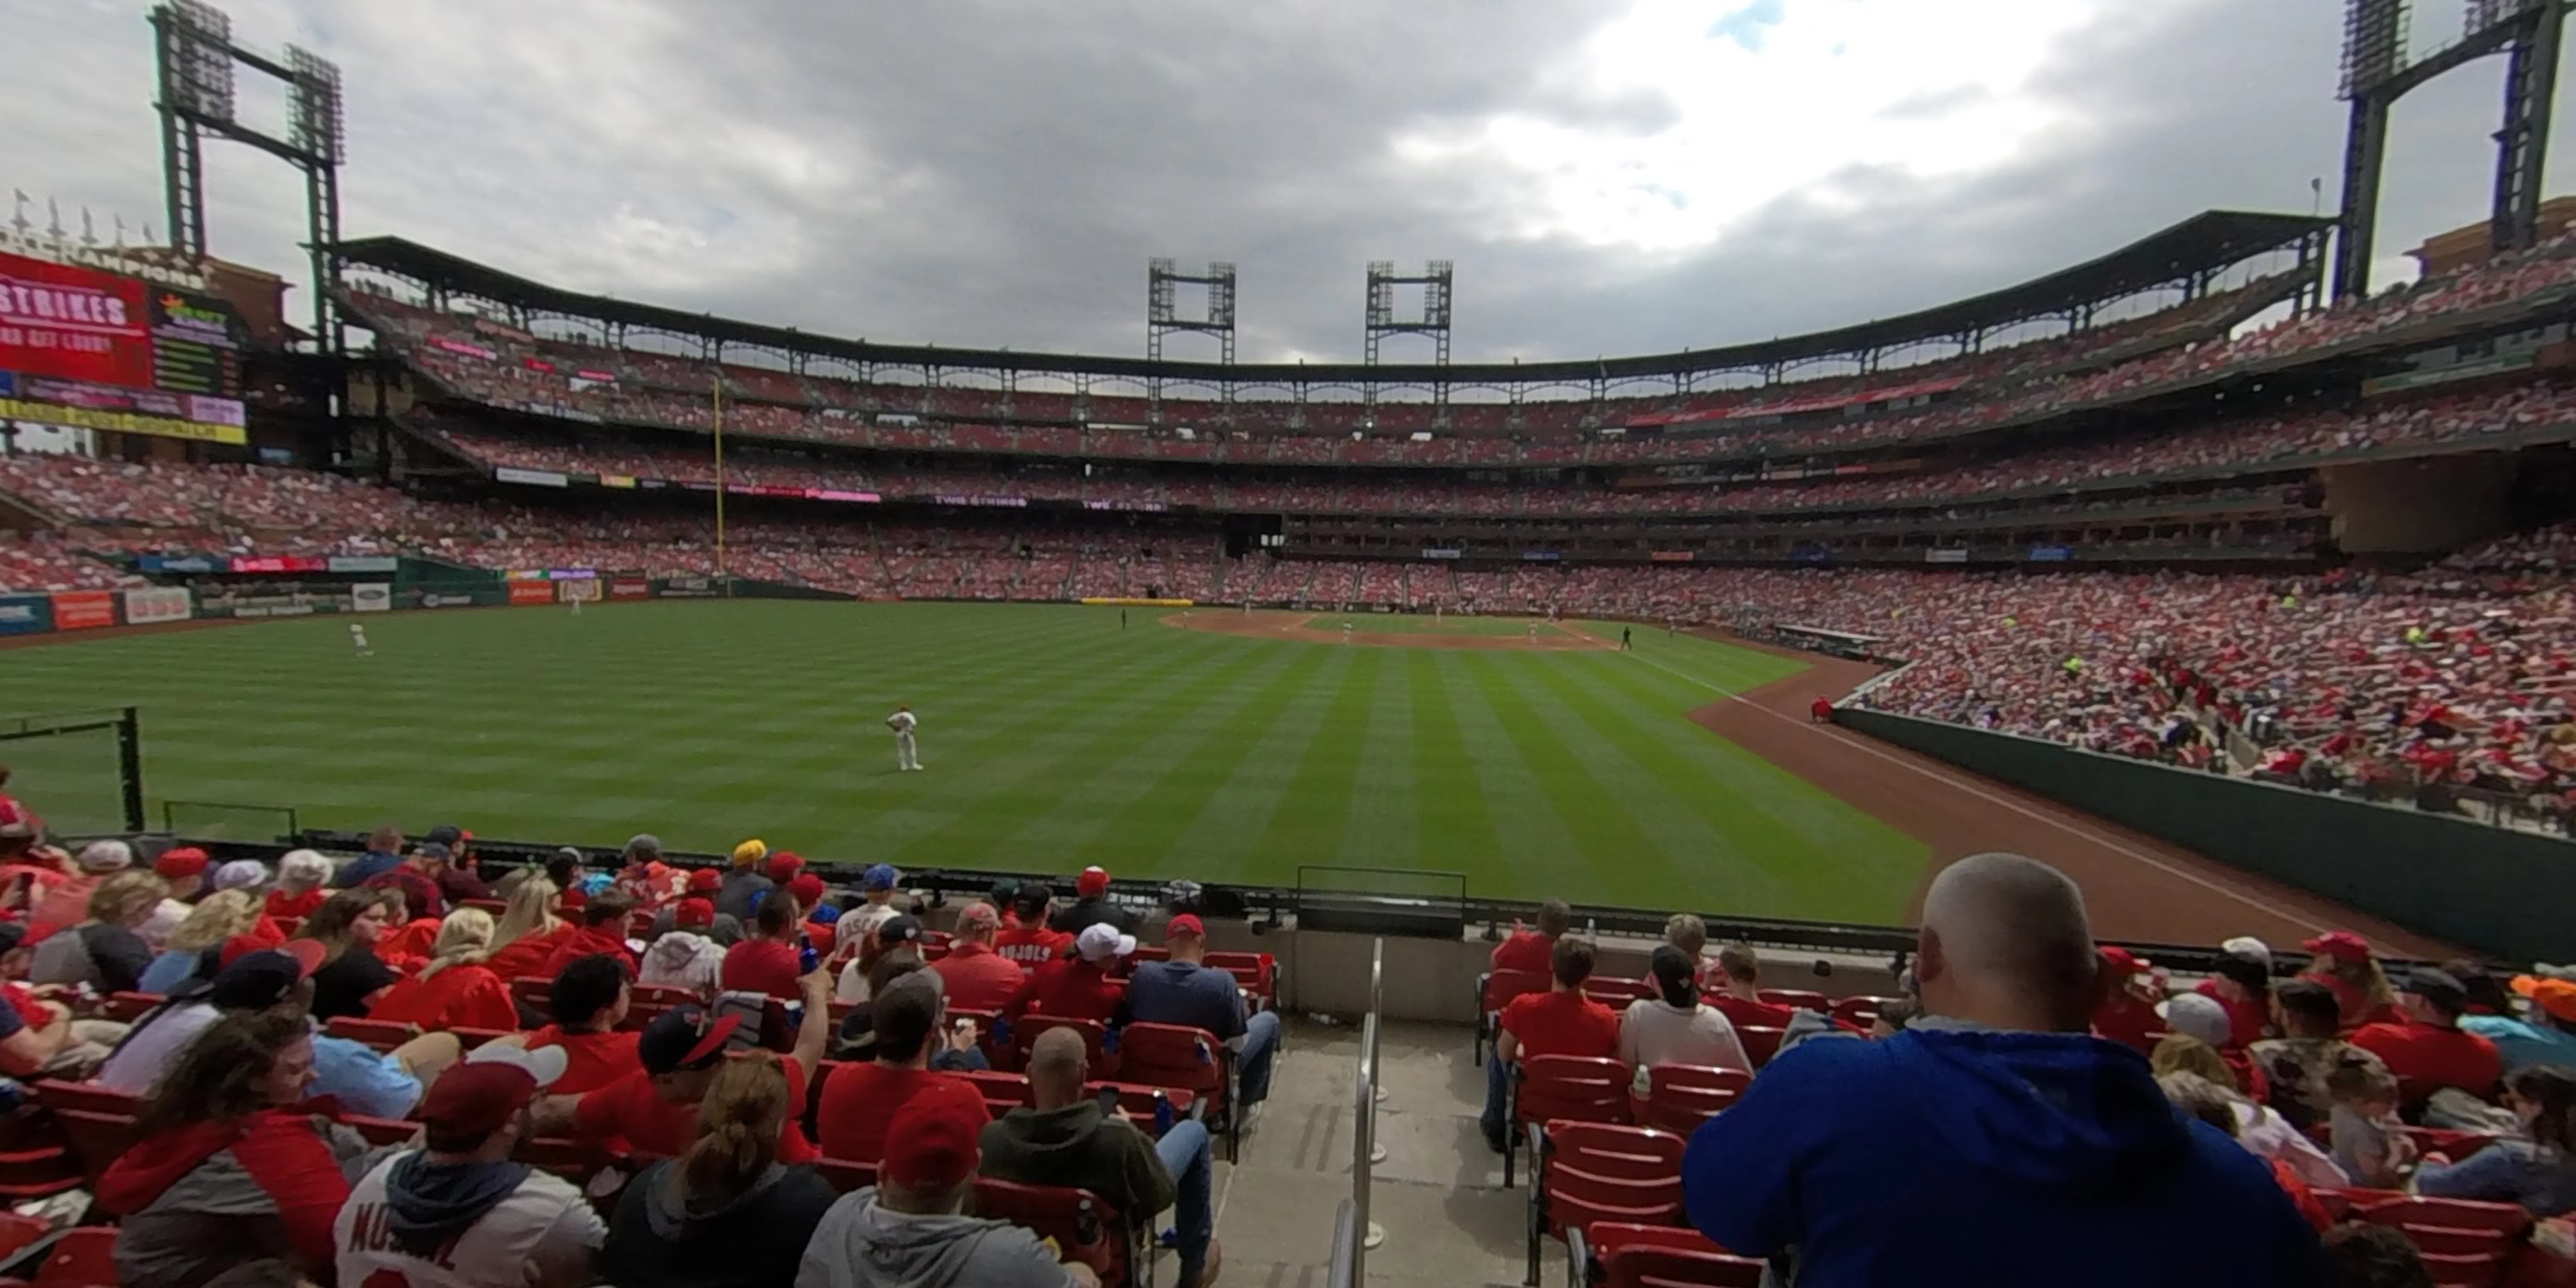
(980, 1028, 1219, 1288)
(1679, 853, 2328, 1288)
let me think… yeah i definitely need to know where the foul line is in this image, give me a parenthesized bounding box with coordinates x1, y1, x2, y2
(1621, 648, 2332, 935)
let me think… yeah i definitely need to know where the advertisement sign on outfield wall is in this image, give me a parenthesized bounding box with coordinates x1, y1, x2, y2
(51, 590, 115, 630)
(122, 586, 192, 625)
(352, 583, 391, 613)
(609, 579, 651, 601)
(1924, 548, 1968, 564)
(508, 580, 558, 606)
(658, 576, 721, 599)
(329, 556, 399, 574)
(0, 595, 52, 636)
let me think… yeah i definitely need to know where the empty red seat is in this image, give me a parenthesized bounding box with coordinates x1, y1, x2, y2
(1531, 1124, 1689, 1285)
(509, 975, 554, 1019)
(1757, 988, 1829, 1013)
(1734, 1025, 1785, 1068)
(1014, 1015, 1114, 1077)
(1630, 1063, 1750, 1134)
(23, 1227, 116, 1288)
(957, 1070, 1034, 1119)
(1506, 1055, 1630, 1188)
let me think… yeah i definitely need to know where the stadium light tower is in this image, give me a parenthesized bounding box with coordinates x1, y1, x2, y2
(1145, 258, 1236, 416)
(1363, 260, 1453, 369)
(2331, 0, 2568, 300)
(151, 1, 349, 352)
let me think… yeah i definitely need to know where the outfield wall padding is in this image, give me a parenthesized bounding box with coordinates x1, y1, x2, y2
(1835, 708, 2576, 963)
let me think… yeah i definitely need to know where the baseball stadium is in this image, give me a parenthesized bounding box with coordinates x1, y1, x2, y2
(2, 2, 2575, 1285)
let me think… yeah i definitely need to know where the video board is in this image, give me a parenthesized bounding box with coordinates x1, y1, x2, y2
(0, 249, 249, 444)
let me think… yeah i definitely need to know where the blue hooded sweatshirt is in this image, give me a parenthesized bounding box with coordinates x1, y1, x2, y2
(1682, 1024, 2328, 1287)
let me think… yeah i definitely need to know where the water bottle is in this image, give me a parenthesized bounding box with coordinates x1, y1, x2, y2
(1153, 1090, 1174, 1138)
(799, 943, 819, 975)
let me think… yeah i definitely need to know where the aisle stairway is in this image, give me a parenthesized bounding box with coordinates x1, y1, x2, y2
(1218, 1018, 1534, 1287)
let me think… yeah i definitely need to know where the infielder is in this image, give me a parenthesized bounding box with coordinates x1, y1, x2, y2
(886, 704, 922, 771)
(347, 622, 372, 658)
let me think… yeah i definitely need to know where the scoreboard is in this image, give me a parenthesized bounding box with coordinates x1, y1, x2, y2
(0, 249, 250, 445)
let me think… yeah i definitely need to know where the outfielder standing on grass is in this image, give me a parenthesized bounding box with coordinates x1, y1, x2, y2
(886, 705, 922, 772)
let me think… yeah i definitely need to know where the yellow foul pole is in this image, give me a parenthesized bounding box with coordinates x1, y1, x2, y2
(713, 375, 728, 594)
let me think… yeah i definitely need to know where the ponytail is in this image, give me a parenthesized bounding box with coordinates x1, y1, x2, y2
(676, 1054, 788, 1201)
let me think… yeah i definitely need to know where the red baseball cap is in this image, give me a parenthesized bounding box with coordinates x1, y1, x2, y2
(687, 868, 723, 894)
(2303, 930, 2373, 963)
(2098, 947, 2150, 976)
(765, 852, 805, 883)
(674, 897, 715, 930)
(419, 1046, 566, 1141)
(1076, 866, 1111, 897)
(882, 1092, 985, 1191)
(154, 847, 210, 880)
(1166, 913, 1205, 941)
(786, 874, 825, 907)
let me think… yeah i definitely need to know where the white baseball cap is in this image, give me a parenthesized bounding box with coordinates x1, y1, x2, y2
(2157, 992, 2234, 1048)
(1076, 922, 1136, 964)
(2218, 936, 2273, 970)
(465, 1040, 569, 1091)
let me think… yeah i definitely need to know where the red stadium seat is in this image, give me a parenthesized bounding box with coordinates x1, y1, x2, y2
(1830, 996, 1903, 1029)
(972, 1177, 1139, 1288)
(1757, 989, 1829, 1013)
(1205, 952, 1278, 1008)
(1734, 1025, 1785, 1068)
(956, 1070, 1034, 1119)
(324, 1016, 420, 1052)
(509, 975, 554, 1019)
(1571, 1224, 1764, 1288)
(1582, 977, 1653, 1008)
(1529, 1122, 1687, 1285)
(1115, 1023, 1238, 1161)
(1505, 1056, 1629, 1188)
(1629, 1063, 1750, 1134)
(97, 992, 161, 1023)
(24, 1227, 116, 1288)
(1014, 1015, 1115, 1077)
(819, 1158, 878, 1193)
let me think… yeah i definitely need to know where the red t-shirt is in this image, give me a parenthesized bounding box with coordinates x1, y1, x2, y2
(994, 925, 1074, 967)
(1498, 990, 1618, 1060)
(485, 925, 574, 983)
(2193, 978, 2270, 1048)
(575, 1060, 817, 1163)
(264, 887, 328, 921)
(1707, 993, 1796, 1032)
(815, 1062, 990, 1163)
(2349, 1019, 2503, 1104)
(1008, 958, 1123, 1024)
(929, 942, 1026, 1013)
(1490, 931, 1555, 977)
(524, 1025, 645, 1096)
(721, 939, 802, 1000)
(365, 964, 519, 1032)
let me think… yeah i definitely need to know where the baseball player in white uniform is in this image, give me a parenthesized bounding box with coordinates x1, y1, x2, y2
(887, 704, 922, 771)
(348, 622, 372, 658)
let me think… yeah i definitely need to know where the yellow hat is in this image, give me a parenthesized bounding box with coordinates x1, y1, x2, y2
(731, 839, 768, 867)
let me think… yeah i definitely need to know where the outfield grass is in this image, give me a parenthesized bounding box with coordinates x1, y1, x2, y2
(0, 602, 1930, 919)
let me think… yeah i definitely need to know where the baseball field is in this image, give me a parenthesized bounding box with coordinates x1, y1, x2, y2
(0, 600, 1935, 922)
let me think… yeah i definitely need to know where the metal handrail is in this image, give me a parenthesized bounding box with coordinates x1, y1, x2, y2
(1350, 935, 1385, 1280)
(1326, 1199, 1358, 1288)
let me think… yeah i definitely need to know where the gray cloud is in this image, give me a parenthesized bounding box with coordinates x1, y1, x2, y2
(7, 0, 2569, 369)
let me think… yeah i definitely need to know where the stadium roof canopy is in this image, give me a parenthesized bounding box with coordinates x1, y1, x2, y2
(330, 208, 2327, 386)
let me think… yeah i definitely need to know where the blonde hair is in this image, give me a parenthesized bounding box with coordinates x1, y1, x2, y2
(2313, 953, 2398, 1017)
(416, 908, 497, 982)
(493, 879, 561, 948)
(2150, 1034, 2234, 1085)
(166, 889, 260, 954)
(679, 1053, 789, 1202)
(89, 870, 169, 925)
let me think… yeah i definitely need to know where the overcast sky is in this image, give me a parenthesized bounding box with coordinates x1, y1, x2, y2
(8, 0, 2564, 366)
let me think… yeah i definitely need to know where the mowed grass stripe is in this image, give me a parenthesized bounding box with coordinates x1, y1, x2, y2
(1426, 651, 1584, 897)
(1074, 644, 1338, 871)
(885, 630, 1276, 866)
(1334, 647, 1418, 870)
(1402, 650, 1499, 875)
(1457, 653, 1670, 903)
(1246, 646, 1385, 872)
(993, 638, 1318, 860)
(1155, 646, 1367, 887)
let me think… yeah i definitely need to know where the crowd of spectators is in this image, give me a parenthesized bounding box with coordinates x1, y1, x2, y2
(344, 241, 2573, 475)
